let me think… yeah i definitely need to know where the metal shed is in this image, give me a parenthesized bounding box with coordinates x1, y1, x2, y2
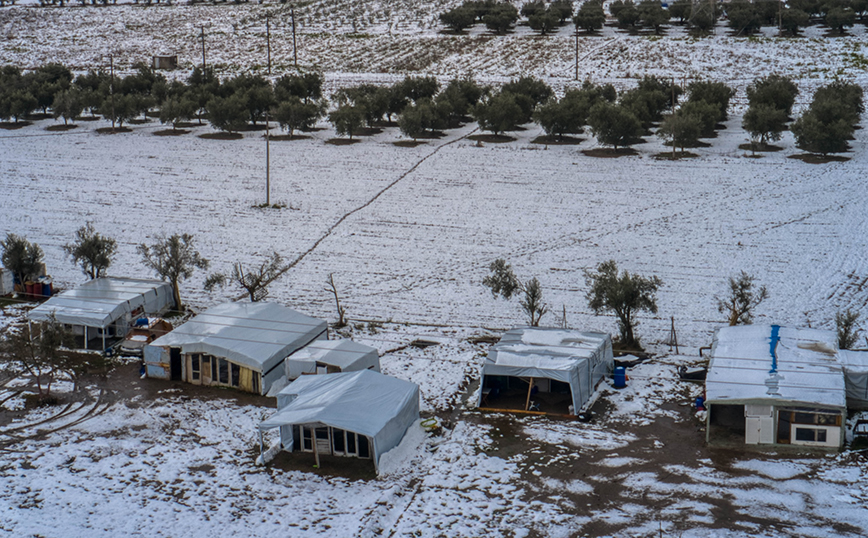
(837, 350, 868, 410)
(285, 339, 380, 380)
(258, 370, 419, 472)
(705, 325, 846, 449)
(146, 301, 327, 394)
(26, 277, 174, 350)
(478, 327, 613, 415)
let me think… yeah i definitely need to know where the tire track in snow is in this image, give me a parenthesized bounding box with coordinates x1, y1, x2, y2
(241, 128, 480, 297)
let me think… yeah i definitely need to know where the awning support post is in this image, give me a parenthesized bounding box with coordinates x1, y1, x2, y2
(525, 377, 534, 411)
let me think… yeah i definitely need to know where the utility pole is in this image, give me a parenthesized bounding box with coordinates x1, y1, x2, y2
(778, 0, 783, 34)
(109, 54, 115, 133)
(200, 26, 207, 70)
(265, 15, 272, 207)
(291, 5, 299, 69)
(266, 14, 272, 77)
(574, 30, 579, 81)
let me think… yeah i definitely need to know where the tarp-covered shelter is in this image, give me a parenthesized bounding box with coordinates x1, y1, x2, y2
(705, 325, 846, 448)
(26, 277, 174, 350)
(146, 302, 327, 394)
(478, 327, 614, 415)
(837, 350, 868, 410)
(258, 370, 419, 472)
(285, 339, 380, 380)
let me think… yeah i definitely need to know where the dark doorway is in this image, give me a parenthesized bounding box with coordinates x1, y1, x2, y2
(170, 347, 182, 381)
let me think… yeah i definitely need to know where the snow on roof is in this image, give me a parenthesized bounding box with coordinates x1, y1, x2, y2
(706, 325, 845, 409)
(259, 370, 419, 466)
(838, 350, 868, 373)
(150, 302, 327, 374)
(488, 327, 611, 367)
(26, 277, 173, 328)
(286, 339, 378, 370)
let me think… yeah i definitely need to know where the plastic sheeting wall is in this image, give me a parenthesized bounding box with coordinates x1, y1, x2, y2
(839, 350, 868, 410)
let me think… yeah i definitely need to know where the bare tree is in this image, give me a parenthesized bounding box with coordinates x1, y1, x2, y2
(0, 314, 76, 404)
(63, 222, 117, 279)
(137, 234, 209, 311)
(204, 252, 286, 302)
(836, 309, 862, 350)
(716, 271, 769, 326)
(325, 273, 347, 327)
(483, 259, 549, 326)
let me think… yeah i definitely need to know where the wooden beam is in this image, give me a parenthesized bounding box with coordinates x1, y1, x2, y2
(524, 377, 534, 411)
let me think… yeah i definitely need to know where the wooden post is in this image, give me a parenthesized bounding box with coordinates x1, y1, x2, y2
(669, 316, 679, 355)
(524, 377, 534, 411)
(312, 426, 320, 468)
(266, 14, 271, 77)
(109, 55, 115, 133)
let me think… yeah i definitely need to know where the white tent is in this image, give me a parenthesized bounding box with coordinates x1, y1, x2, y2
(285, 339, 380, 380)
(147, 302, 327, 394)
(26, 277, 173, 349)
(837, 350, 868, 410)
(478, 327, 614, 414)
(258, 370, 419, 472)
(705, 325, 846, 448)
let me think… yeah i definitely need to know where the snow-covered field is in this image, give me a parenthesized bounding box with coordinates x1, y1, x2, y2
(3, 2, 868, 537)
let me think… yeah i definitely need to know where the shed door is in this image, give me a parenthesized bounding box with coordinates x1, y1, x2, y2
(169, 348, 182, 381)
(745, 405, 774, 444)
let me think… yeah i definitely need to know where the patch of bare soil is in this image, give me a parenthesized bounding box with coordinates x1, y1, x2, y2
(325, 138, 362, 145)
(95, 127, 132, 134)
(75, 116, 100, 122)
(45, 124, 78, 131)
(235, 123, 268, 132)
(654, 151, 699, 160)
(531, 135, 583, 145)
(153, 129, 190, 136)
(23, 113, 51, 121)
(394, 140, 427, 147)
(268, 134, 311, 141)
(468, 134, 516, 143)
(664, 139, 711, 148)
(738, 142, 783, 153)
(199, 132, 243, 140)
(352, 127, 383, 136)
(582, 147, 638, 158)
(128, 118, 152, 125)
(788, 153, 850, 164)
(0, 121, 31, 130)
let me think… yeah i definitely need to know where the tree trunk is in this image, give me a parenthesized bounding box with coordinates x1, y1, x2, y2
(171, 279, 182, 312)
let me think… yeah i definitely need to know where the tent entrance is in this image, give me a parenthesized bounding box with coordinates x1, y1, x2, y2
(480, 375, 573, 415)
(297, 425, 371, 460)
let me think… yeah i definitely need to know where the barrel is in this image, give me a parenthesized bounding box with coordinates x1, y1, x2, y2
(42, 282, 51, 297)
(613, 366, 627, 388)
(25, 281, 36, 297)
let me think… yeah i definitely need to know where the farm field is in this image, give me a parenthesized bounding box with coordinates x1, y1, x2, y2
(2, 1, 868, 537)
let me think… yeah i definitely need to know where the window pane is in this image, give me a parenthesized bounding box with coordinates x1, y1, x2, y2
(795, 428, 816, 442)
(219, 359, 229, 384)
(333, 429, 345, 453)
(191, 354, 200, 380)
(794, 413, 815, 424)
(212, 356, 218, 380)
(347, 432, 356, 453)
(231, 363, 240, 387)
(358, 435, 370, 459)
(817, 429, 827, 443)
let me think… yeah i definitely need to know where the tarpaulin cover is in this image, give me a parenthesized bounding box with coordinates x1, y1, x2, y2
(285, 339, 380, 380)
(478, 327, 614, 413)
(26, 277, 173, 328)
(259, 370, 419, 469)
(706, 325, 845, 409)
(837, 350, 868, 409)
(149, 302, 327, 378)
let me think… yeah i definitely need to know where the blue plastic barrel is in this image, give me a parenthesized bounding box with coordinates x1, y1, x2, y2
(613, 366, 627, 388)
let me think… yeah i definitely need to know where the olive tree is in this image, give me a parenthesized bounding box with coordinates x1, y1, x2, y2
(585, 260, 662, 350)
(204, 251, 286, 302)
(0, 314, 76, 405)
(716, 271, 768, 326)
(483, 258, 549, 326)
(63, 222, 117, 280)
(137, 234, 209, 311)
(836, 309, 862, 350)
(0, 233, 44, 287)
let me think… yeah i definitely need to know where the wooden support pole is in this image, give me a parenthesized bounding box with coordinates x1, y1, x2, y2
(312, 426, 320, 468)
(524, 377, 534, 411)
